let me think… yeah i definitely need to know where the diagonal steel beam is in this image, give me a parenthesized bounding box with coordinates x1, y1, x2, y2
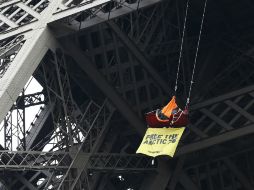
(167, 157, 199, 190)
(177, 123, 254, 156)
(0, 0, 20, 8)
(225, 100, 254, 122)
(60, 37, 146, 135)
(14, 173, 37, 190)
(140, 159, 172, 190)
(0, 29, 53, 126)
(191, 85, 254, 110)
(17, 2, 41, 19)
(58, 100, 114, 189)
(0, 0, 66, 124)
(59, 37, 176, 190)
(176, 85, 254, 156)
(0, 14, 18, 27)
(25, 103, 55, 150)
(107, 21, 173, 96)
(200, 108, 233, 130)
(179, 172, 199, 190)
(224, 158, 254, 190)
(168, 156, 186, 190)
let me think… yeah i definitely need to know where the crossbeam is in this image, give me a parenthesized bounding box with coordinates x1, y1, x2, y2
(177, 85, 254, 155)
(0, 150, 155, 172)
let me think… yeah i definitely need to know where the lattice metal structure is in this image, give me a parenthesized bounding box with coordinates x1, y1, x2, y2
(0, 0, 252, 189)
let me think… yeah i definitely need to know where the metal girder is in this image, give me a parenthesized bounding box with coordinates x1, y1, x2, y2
(0, 0, 61, 40)
(36, 45, 118, 189)
(96, 174, 114, 190)
(166, 132, 253, 190)
(178, 172, 199, 190)
(89, 127, 120, 190)
(8, 94, 114, 188)
(184, 140, 254, 170)
(60, 37, 146, 135)
(136, 2, 172, 49)
(191, 85, 254, 110)
(178, 124, 254, 156)
(16, 91, 45, 108)
(192, 40, 223, 100)
(0, 29, 54, 130)
(57, 99, 115, 189)
(16, 2, 41, 19)
(0, 0, 20, 7)
(0, 14, 18, 28)
(184, 145, 254, 190)
(52, 0, 163, 38)
(0, 1, 253, 190)
(3, 91, 26, 150)
(201, 37, 254, 99)
(0, 150, 154, 172)
(0, 0, 163, 155)
(25, 103, 54, 150)
(14, 173, 37, 190)
(143, 157, 199, 190)
(179, 90, 254, 189)
(140, 159, 172, 190)
(167, 156, 186, 190)
(20, 171, 44, 190)
(54, 19, 254, 190)
(88, 153, 155, 172)
(50, 0, 111, 22)
(0, 0, 162, 40)
(2, 89, 46, 151)
(70, 22, 166, 116)
(0, 150, 72, 170)
(108, 21, 172, 96)
(223, 158, 254, 190)
(171, 84, 254, 156)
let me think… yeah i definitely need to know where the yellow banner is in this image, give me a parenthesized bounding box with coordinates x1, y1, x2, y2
(136, 127, 185, 157)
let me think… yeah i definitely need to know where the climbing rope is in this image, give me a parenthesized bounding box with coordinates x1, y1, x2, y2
(174, 0, 190, 93)
(137, 0, 141, 12)
(186, 0, 208, 107)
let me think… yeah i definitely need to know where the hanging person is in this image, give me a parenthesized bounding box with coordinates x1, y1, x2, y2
(145, 0, 190, 129)
(145, 96, 188, 128)
(145, 0, 208, 129)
